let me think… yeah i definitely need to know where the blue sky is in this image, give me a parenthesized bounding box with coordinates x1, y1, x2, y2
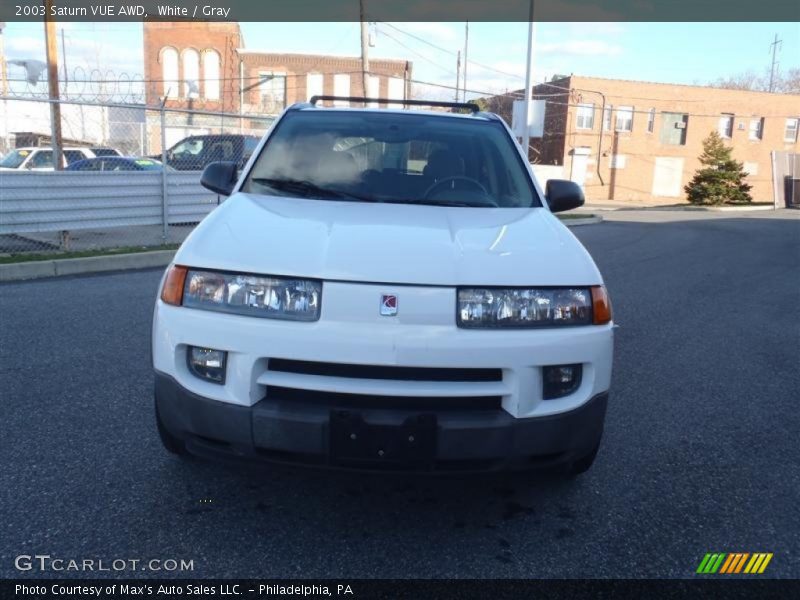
(3, 21, 798, 97)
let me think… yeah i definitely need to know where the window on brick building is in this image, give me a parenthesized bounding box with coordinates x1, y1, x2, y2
(749, 118, 764, 141)
(575, 103, 594, 130)
(160, 47, 179, 98)
(718, 113, 734, 138)
(203, 50, 220, 101)
(259, 71, 287, 113)
(785, 118, 799, 143)
(367, 75, 380, 108)
(306, 73, 323, 102)
(182, 49, 200, 98)
(660, 112, 688, 145)
(333, 74, 351, 106)
(615, 106, 633, 132)
(387, 77, 405, 108)
(603, 104, 613, 131)
(647, 108, 655, 133)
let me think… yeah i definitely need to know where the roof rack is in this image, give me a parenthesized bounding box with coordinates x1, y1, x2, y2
(308, 96, 481, 113)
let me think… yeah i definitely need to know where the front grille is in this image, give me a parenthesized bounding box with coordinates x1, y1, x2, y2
(268, 359, 502, 383)
(265, 385, 502, 411)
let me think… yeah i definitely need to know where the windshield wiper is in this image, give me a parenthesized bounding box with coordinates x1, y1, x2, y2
(251, 178, 376, 203)
(383, 198, 494, 208)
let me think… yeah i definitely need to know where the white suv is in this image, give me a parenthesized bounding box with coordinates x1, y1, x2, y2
(152, 98, 613, 475)
(0, 146, 95, 170)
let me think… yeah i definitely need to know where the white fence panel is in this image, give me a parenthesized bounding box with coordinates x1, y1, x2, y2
(0, 171, 217, 235)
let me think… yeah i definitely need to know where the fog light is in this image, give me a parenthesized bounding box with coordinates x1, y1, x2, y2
(542, 364, 582, 399)
(187, 347, 227, 384)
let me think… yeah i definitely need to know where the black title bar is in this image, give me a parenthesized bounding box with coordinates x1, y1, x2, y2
(1, 0, 798, 22)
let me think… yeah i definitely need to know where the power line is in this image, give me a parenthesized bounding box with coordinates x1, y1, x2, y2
(377, 29, 456, 76)
(377, 22, 454, 55)
(378, 21, 526, 82)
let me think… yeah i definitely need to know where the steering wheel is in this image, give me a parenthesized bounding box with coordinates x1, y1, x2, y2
(423, 176, 492, 201)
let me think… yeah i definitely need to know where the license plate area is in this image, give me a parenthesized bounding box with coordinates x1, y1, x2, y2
(329, 410, 437, 468)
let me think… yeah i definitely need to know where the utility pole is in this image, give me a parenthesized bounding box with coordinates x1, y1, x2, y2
(768, 33, 782, 93)
(44, 0, 63, 170)
(0, 22, 8, 155)
(60, 27, 67, 88)
(0, 22, 7, 96)
(359, 0, 369, 101)
(521, 0, 536, 162)
(462, 21, 469, 102)
(455, 50, 461, 102)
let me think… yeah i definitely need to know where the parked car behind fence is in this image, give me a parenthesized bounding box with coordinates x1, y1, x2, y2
(65, 157, 173, 172)
(0, 146, 123, 171)
(155, 134, 260, 171)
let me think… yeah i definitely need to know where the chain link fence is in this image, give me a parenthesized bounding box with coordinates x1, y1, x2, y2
(0, 96, 275, 256)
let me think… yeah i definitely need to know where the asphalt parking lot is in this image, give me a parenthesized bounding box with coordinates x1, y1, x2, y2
(1, 210, 798, 579)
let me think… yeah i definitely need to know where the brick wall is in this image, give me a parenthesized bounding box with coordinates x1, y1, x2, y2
(144, 22, 411, 115)
(553, 76, 799, 202)
(240, 53, 409, 109)
(143, 20, 242, 113)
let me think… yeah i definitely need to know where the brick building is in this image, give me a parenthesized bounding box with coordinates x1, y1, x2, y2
(488, 75, 799, 203)
(143, 21, 411, 114)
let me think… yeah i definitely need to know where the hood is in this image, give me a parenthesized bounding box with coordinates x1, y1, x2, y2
(174, 193, 602, 287)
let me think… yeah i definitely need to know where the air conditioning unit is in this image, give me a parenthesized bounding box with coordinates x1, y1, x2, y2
(674, 122, 687, 129)
(737, 122, 746, 130)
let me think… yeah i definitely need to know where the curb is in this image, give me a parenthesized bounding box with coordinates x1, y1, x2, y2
(698, 205, 776, 212)
(585, 204, 776, 212)
(0, 250, 176, 282)
(561, 215, 604, 226)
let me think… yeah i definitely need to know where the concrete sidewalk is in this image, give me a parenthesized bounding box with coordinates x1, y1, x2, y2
(0, 250, 176, 282)
(581, 199, 776, 212)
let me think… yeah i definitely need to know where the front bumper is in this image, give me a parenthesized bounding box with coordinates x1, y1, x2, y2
(155, 372, 608, 472)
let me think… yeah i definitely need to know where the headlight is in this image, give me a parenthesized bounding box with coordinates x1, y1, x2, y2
(457, 287, 596, 328)
(180, 268, 321, 321)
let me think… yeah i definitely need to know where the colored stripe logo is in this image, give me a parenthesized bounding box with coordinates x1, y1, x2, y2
(696, 553, 773, 574)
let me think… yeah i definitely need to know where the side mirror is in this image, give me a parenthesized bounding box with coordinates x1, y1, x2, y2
(545, 179, 585, 213)
(200, 161, 238, 196)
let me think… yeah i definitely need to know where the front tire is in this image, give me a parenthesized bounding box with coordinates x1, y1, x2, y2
(155, 400, 188, 456)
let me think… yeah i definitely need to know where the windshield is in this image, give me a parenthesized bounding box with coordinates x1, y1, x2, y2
(91, 148, 120, 156)
(0, 149, 30, 169)
(242, 111, 541, 208)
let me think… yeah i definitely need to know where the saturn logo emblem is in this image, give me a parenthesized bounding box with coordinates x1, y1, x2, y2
(380, 294, 398, 316)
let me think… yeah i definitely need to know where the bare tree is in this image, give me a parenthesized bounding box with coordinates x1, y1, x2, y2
(710, 67, 800, 94)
